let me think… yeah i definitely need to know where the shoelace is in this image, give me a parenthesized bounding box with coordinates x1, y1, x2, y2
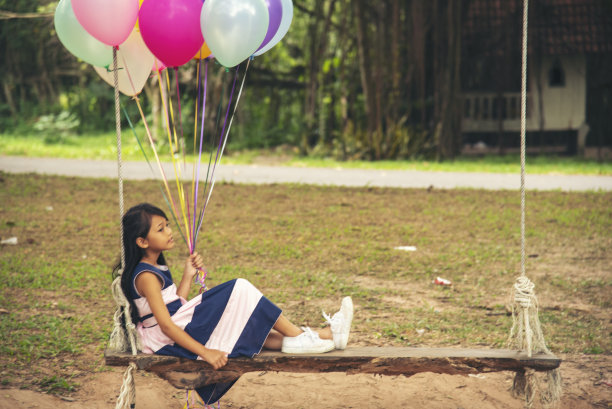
(322, 310, 342, 331)
(301, 326, 319, 341)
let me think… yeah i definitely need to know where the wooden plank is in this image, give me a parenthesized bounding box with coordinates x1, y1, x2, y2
(105, 347, 561, 390)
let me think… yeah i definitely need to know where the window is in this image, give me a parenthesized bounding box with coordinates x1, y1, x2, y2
(509, 96, 518, 119)
(464, 98, 471, 119)
(482, 97, 489, 119)
(548, 59, 565, 87)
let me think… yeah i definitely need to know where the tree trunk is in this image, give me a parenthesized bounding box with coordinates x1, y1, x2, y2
(353, 0, 379, 158)
(412, 1, 427, 128)
(434, 0, 462, 160)
(302, 0, 337, 151)
(2, 80, 18, 119)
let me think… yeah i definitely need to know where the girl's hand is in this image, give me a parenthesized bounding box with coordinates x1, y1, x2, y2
(184, 252, 204, 278)
(200, 348, 228, 370)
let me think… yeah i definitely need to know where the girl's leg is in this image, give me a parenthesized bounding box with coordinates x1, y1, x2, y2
(318, 326, 332, 340)
(263, 330, 283, 350)
(273, 314, 302, 337)
(272, 314, 333, 340)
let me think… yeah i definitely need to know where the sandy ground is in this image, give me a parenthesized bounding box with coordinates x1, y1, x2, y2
(1, 354, 610, 409)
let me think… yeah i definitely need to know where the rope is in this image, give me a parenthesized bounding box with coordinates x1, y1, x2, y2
(508, 1, 562, 405)
(519, 0, 528, 279)
(115, 47, 126, 271)
(115, 362, 137, 409)
(110, 46, 138, 409)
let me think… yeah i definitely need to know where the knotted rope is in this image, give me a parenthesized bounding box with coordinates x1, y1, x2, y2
(107, 47, 139, 409)
(507, 1, 561, 406)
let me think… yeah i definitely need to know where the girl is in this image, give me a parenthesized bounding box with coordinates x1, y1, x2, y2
(113, 203, 353, 405)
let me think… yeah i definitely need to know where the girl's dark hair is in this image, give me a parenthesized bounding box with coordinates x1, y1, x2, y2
(112, 203, 168, 327)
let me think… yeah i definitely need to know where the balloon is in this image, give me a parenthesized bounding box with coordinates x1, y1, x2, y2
(153, 59, 167, 73)
(54, 0, 112, 67)
(201, 0, 269, 68)
(71, 0, 139, 46)
(193, 42, 212, 60)
(255, 0, 282, 53)
(135, 0, 144, 31)
(254, 0, 293, 56)
(139, 0, 204, 68)
(93, 29, 155, 96)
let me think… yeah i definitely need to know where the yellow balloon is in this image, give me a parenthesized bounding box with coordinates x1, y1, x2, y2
(193, 42, 212, 60)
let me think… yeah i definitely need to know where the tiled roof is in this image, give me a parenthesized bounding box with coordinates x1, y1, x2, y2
(463, 0, 612, 55)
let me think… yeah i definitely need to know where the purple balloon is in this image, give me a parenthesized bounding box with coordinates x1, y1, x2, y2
(256, 0, 282, 52)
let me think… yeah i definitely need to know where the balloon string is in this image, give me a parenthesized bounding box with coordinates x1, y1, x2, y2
(157, 69, 191, 250)
(192, 59, 208, 253)
(193, 66, 228, 246)
(193, 65, 240, 246)
(133, 99, 186, 246)
(117, 73, 188, 247)
(191, 59, 202, 250)
(194, 60, 250, 246)
(161, 68, 191, 251)
(195, 68, 229, 247)
(174, 67, 187, 174)
(121, 104, 188, 247)
(172, 67, 191, 248)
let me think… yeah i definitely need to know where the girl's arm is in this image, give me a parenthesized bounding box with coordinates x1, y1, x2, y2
(136, 271, 228, 369)
(176, 252, 204, 300)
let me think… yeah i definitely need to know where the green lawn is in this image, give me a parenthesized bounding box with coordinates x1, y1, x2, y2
(1, 131, 611, 175)
(0, 173, 610, 394)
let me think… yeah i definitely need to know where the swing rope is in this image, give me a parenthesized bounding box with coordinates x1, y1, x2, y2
(508, 0, 562, 406)
(107, 47, 139, 409)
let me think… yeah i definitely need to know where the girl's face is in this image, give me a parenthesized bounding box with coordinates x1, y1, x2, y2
(143, 214, 175, 252)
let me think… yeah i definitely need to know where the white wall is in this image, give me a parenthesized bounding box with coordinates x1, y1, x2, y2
(528, 54, 586, 131)
(462, 54, 586, 133)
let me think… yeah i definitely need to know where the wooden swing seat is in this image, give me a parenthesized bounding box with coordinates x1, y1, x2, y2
(105, 347, 561, 389)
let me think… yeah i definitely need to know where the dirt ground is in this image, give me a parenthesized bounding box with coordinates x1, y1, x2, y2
(1, 353, 610, 409)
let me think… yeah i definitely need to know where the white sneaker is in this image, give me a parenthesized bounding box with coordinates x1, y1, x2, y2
(322, 296, 353, 350)
(281, 327, 335, 354)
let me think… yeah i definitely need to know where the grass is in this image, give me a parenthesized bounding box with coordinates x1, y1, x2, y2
(0, 173, 610, 395)
(1, 131, 611, 175)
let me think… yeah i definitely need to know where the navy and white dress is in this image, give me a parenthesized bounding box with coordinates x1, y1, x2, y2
(129, 262, 282, 404)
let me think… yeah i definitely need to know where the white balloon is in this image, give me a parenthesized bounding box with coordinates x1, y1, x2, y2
(93, 29, 155, 96)
(254, 0, 293, 56)
(201, 0, 269, 68)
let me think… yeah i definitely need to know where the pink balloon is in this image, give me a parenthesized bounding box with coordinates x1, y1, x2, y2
(139, 0, 204, 68)
(72, 0, 139, 46)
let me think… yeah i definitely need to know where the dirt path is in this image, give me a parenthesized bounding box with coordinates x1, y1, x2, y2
(1, 354, 610, 409)
(2, 155, 612, 191)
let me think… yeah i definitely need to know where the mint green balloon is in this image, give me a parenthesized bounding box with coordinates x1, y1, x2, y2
(201, 0, 269, 68)
(54, 0, 112, 67)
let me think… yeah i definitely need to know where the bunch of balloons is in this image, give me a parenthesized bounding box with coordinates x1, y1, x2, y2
(54, 0, 293, 95)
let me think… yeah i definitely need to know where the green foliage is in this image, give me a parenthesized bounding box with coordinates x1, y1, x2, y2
(33, 111, 80, 144)
(2, 0, 612, 160)
(325, 121, 434, 161)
